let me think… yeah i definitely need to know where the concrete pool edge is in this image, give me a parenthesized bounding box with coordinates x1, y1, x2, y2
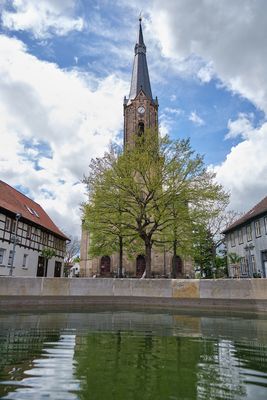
(1, 277, 267, 313)
(1, 296, 267, 313)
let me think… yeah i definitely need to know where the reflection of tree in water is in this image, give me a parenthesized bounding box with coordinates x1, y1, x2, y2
(234, 340, 267, 373)
(74, 331, 203, 400)
(74, 331, 267, 400)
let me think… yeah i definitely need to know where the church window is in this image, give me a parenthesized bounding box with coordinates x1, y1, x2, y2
(137, 122, 144, 137)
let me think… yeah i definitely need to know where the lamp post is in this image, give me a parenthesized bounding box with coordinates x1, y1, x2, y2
(9, 213, 21, 277)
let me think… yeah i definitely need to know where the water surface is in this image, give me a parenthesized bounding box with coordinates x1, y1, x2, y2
(0, 310, 267, 399)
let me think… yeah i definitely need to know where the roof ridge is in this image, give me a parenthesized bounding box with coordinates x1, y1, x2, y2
(0, 180, 41, 208)
(223, 194, 267, 233)
(0, 180, 69, 240)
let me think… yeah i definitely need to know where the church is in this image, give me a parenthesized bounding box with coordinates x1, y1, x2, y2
(80, 19, 194, 278)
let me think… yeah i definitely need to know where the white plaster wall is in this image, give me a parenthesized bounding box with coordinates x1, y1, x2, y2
(0, 240, 63, 277)
(226, 215, 267, 276)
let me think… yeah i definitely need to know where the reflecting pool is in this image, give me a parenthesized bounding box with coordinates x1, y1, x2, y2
(0, 310, 267, 399)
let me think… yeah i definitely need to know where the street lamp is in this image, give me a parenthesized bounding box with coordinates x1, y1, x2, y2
(9, 213, 21, 277)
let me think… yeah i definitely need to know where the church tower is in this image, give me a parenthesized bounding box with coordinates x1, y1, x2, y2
(80, 18, 194, 279)
(123, 18, 158, 147)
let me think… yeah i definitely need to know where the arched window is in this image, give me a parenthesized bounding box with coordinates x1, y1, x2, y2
(137, 122, 144, 137)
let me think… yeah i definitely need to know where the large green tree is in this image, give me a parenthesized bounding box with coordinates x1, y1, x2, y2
(83, 131, 228, 278)
(83, 146, 139, 277)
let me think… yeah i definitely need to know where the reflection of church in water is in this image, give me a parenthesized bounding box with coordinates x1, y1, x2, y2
(80, 19, 193, 278)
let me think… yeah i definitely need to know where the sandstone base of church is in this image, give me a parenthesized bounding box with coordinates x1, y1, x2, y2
(80, 252, 194, 278)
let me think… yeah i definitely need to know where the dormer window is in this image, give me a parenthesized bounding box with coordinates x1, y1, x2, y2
(33, 210, 40, 218)
(25, 204, 40, 218)
(25, 205, 34, 214)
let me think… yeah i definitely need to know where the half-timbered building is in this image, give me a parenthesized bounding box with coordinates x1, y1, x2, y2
(0, 180, 68, 277)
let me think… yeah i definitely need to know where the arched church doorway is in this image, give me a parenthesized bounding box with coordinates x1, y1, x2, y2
(100, 255, 111, 277)
(172, 255, 183, 278)
(136, 255, 146, 277)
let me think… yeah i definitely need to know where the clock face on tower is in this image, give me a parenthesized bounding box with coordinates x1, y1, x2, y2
(137, 106, 145, 114)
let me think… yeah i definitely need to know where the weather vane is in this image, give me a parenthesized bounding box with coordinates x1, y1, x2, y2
(139, 11, 142, 22)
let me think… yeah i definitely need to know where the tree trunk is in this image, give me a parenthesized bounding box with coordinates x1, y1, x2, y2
(145, 242, 152, 278)
(119, 236, 123, 278)
(172, 239, 177, 278)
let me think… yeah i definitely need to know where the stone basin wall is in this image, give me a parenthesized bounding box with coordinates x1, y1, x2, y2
(0, 277, 267, 312)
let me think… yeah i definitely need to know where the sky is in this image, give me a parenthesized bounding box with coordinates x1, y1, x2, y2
(0, 0, 267, 238)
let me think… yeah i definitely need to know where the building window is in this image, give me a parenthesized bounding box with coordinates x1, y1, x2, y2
(8, 250, 13, 265)
(255, 220, 261, 237)
(251, 254, 256, 274)
(27, 225, 32, 239)
(43, 232, 49, 245)
(5, 218, 11, 231)
(246, 225, 252, 241)
(264, 217, 267, 234)
(238, 229, 243, 244)
(11, 220, 16, 233)
(230, 232, 235, 247)
(31, 227, 37, 241)
(22, 254, 28, 269)
(0, 248, 5, 264)
(240, 257, 248, 276)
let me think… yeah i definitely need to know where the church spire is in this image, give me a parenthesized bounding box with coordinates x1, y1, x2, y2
(128, 18, 153, 101)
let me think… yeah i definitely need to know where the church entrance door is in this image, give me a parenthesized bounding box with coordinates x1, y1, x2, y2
(136, 255, 146, 277)
(172, 256, 183, 278)
(100, 256, 111, 277)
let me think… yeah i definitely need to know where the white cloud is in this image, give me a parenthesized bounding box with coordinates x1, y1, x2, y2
(148, 0, 267, 114)
(141, 0, 267, 213)
(197, 61, 215, 83)
(225, 113, 254, 140)
(189, 111, 205, 126)
(164, 107, 183, 116)
(159, 107, 183, 136)
(1, 0, 84, 38)
(215, 122, 267, 213)
(0, 34, 127, 236)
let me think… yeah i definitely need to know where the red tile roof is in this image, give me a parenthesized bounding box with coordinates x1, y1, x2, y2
(0, 180, 68, 240)
(223, 195, 267, 234)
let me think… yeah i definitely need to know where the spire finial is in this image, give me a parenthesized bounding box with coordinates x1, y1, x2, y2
(137, 12, 144, 46)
